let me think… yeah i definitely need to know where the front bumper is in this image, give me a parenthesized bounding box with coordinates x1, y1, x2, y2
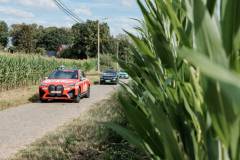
(119, 75, 129, 79)
(100, 77, 118, 84)
(39, 85, 77, 100)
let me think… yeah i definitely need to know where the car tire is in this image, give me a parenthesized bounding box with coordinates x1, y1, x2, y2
(114, 80, 119, 85)
(40, 98, 48, 103)
(74, 89, 81, 103)
(85, 86, 90, 98)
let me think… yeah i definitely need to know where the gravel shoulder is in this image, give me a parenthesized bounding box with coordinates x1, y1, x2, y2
(0, 85, 117, 160)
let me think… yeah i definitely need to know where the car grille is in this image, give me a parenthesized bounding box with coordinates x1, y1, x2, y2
(48, 85, 64, 97)
(102, 76, 116, 80)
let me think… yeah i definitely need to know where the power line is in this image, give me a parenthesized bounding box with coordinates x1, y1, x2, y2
(53, 0, 82, 23)
(56, 0, 83, 22)
(52, 0, 83, 23)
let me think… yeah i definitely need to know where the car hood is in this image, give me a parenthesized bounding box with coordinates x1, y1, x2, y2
(42, 79, 78, 86)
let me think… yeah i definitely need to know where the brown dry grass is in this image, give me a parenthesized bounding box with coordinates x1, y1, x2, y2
(0, 86, 38, 111)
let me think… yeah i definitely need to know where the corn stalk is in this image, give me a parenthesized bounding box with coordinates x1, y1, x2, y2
(107, 0, 240, 159)
(0, 53, 96, 91)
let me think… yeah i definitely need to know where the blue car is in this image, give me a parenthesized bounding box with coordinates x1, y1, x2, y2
(100, 70, 119, 85)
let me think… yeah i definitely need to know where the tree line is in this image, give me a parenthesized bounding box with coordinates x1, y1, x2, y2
(0, 20, 130, 60)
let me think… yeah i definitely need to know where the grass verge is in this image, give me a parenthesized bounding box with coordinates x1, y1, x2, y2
(0, 85, 38, 111)
(11, 93, 144, 160)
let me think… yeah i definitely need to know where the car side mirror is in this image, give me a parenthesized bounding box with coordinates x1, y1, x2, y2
(80, 77, 86, 81)
(82, 72, 86, 78)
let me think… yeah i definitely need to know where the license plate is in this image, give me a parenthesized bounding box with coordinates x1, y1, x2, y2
(105, 80, 111, 83)
(51, 91, 61, 94)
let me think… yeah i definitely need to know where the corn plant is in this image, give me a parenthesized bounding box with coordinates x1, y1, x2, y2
(108, 0, 240, 159)
(0, 53, 96, 91)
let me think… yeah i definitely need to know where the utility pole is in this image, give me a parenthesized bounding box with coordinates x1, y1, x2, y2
(96, 18, 108, 73)
(97, 20, 100, 73)
(116, 41, 119, 71)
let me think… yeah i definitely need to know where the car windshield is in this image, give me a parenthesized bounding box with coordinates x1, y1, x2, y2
(119, 71, 126, 74)
(103, 70, 117, 76)
(48, 70, 78, 79)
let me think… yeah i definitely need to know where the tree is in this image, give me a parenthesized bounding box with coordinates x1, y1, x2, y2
(37, 27, 72, 51)
(71, 20, 112, 58)
(0, 21, 8, 48)
(11, 24, 39, 53)
(116, 34, 131, 61)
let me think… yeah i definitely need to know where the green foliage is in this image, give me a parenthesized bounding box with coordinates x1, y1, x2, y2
(10, 24, 72, 53)
(72, 20, 112, 58)
(108, 0, 240, 160)
(0, 53, 96, 91)
(59, 48, 84, 59)
(116, 34, 131, 62)
(100, 54, 117, 71)
(11, 24, 40, 53)
(0, 21, 8, 47)
(35, 47, 46, 55)
(7, 21, 130, 60)
(37, 27, 72, 51)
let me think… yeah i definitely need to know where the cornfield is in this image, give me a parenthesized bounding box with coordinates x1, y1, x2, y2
(0, 53, 96, 91)
(108, 0, 240, 160)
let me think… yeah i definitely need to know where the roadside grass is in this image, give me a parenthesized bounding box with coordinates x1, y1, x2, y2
(11, 93, 145, 160)
(0, 85, 38, 111)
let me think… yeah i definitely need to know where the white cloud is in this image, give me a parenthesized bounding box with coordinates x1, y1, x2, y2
(19, 0, 56, 8)
(121, 0, 135, 7)
(0, 0, 56, 9)
(0, 0, 9, 3)
(0, 7, 34, 18)
(74, 5, 92, 16)
(109, 17, 139, 36)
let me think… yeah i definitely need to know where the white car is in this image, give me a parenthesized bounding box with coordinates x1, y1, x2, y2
(118, 71, 129, 79)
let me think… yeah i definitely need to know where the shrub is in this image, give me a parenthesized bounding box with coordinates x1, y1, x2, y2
(35, 47, 46, 55)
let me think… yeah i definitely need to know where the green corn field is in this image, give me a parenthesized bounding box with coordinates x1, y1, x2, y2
(0, 52, 96, 91)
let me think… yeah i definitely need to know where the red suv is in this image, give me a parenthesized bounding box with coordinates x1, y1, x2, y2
(39, 69, 91, 103)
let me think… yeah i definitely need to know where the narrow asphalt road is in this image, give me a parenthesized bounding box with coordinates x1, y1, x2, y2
(0, 84, 118, 160)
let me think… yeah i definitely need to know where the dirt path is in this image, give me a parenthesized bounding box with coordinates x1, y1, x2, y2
(0, 85, 118, 160)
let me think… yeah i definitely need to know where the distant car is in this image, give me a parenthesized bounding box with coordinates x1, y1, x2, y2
(100, 69, 119, 85)
(39, 69, 91, 103)
(118, 70, 129, 79)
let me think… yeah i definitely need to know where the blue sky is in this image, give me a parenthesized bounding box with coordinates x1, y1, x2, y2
(0, 0, 142, 36)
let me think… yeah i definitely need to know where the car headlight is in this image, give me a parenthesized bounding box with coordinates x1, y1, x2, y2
(40, 83, 48, 87)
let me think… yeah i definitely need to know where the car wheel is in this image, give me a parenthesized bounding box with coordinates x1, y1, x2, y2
(85, 86, 90, 98)
(114, 80, 119, 85)
(40, 98, 48, 103)
(74, 89, 81, 103)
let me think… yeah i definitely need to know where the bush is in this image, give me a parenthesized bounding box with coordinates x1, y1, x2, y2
(35, 47, 46, 55)
(100, 54, 117, 71)
(59, 48, 88, 60)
